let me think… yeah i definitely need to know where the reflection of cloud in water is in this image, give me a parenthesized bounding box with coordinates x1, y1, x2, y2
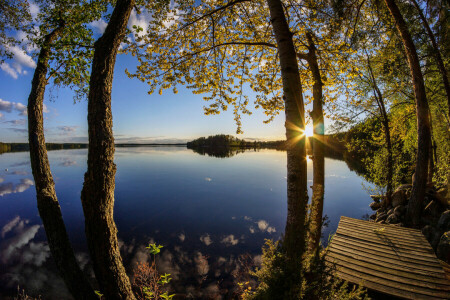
(194, 252, 209, 276)
(0, 178, 34, 196)
(11, 170, 28, 175)
(200, 234, 212, 246)
(178, 233, 185, 242)
(0, 216, 73, 298)
(221, 234, 239, 246)
(59, 158, 77, 167)
(9, 161, 30, 167)
(326, 174, 348, 179)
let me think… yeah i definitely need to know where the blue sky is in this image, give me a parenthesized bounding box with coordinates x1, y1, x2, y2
(0, 3, 326, 144)
(0, 52, 289, 143)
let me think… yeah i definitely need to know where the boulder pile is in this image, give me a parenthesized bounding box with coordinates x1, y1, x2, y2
(368, 183, 450, 263)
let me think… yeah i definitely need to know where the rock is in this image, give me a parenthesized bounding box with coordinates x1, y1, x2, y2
(438, 210, 450, 231)
(421, 225, 433, 242)
(376, 213, 387, 222)
(370, 201, 381, 211)
(386, 214, 399, 224)
(394, 205, 406, 216)
(395, 184, 412, 192)
(424, 200, 444, 219)
(370, 195, 384, 203)
(435, 188, 450, 208)
(369, 213, 376, 220)
(436, 231, 450, 263)
(391, 190, 406, 207)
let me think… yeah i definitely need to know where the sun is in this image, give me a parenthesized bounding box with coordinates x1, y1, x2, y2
(305, 125, 314, 137)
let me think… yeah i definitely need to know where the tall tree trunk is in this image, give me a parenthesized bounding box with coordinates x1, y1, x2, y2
(27, 27, 96, 300)
(410, 0, 450, 119)
(80, 0, 136, 298)
(267, 0, 308, 276)
(367, 56, 393, 206)
(384, 0, 431, 226)
(304, 33, 325, 255)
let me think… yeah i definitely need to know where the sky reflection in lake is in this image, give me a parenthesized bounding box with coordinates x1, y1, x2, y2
(0, 147, 374, 299)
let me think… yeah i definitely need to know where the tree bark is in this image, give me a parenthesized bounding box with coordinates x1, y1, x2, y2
(27, 27, 96, 300)
(80, 0, 136, 298)
(410, 0, 450, 120)
(303, 33, 325, 255)
(384, 0, 431, 226)
(267, 0, 308, 272)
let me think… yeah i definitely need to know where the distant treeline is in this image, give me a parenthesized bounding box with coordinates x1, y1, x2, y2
(0, 142, 88, 154)
(186, 134, 348, 158)
(186, 134, 286, 150)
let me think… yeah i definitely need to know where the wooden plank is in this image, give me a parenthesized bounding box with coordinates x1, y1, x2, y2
(341, 216, 423, 235)
(327, 252, 450, 287)
(326, 216, 450, 299)
(331, 237, 443, 268)
(332, 234, 437, 260)
(339, 219, 429, 243)
(337, 226, 434, 251)
(328, 243, 447, 277)
(327, 261, 450, 298)
(333, 267, 448, 300)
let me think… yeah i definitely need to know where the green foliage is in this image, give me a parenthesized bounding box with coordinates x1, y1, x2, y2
(239, 239, 369, 300)
(132, 244, 175, 300)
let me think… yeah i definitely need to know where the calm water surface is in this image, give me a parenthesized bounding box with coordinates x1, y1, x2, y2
(0, 147, 373, 299)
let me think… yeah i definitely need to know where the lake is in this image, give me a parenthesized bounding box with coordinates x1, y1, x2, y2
(0, 147, 374, 299)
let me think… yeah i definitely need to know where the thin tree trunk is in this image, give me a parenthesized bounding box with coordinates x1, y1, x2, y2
(27, 27, 96, 300)
(384, 0, 431, 226)
(304, 33, 325, 255)
(428, 110, 435, 183)
(410, 0, 450, 119)
(80, 0, 136, 298)
(367, 56, 393, 206)
(267, 0, 308, 274)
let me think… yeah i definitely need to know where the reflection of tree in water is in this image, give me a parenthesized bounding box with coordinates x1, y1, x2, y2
(189, 146, 259, 158)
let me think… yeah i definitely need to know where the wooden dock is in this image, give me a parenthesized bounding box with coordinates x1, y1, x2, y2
(326, 216, 450, 299)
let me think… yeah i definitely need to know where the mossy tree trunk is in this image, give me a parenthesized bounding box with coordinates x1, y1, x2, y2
(384, 0, 431, 226)
(27, 27, 96, 300)
(80, 0, 136, 298)
(267, 0, 308, 277)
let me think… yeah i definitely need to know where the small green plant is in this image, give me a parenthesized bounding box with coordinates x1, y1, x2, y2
(132, 243, 175, 300)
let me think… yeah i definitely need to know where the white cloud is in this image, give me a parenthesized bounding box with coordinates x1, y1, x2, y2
(29, 1, 40, 19)
(1, 216, 21, 238)
(0, 99, 30, 116)
(0, 63, 18, 79)
(221, 234, 239, 246)
(200, 234, 212, 246)
(256, 220, 276, 234)
(0, 45, 36, 79)
(178, 233, 185, 242)
(90, 19, 108, 34)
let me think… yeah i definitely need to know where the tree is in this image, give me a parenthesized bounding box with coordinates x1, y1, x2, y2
(0, 0, 31, 62)
(410, 0, 449, 120)
(297, 32, 325, 255)
(80, 0, 136, 298)
(384, 0, 431, 226)
(23, 1, 105, 298)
